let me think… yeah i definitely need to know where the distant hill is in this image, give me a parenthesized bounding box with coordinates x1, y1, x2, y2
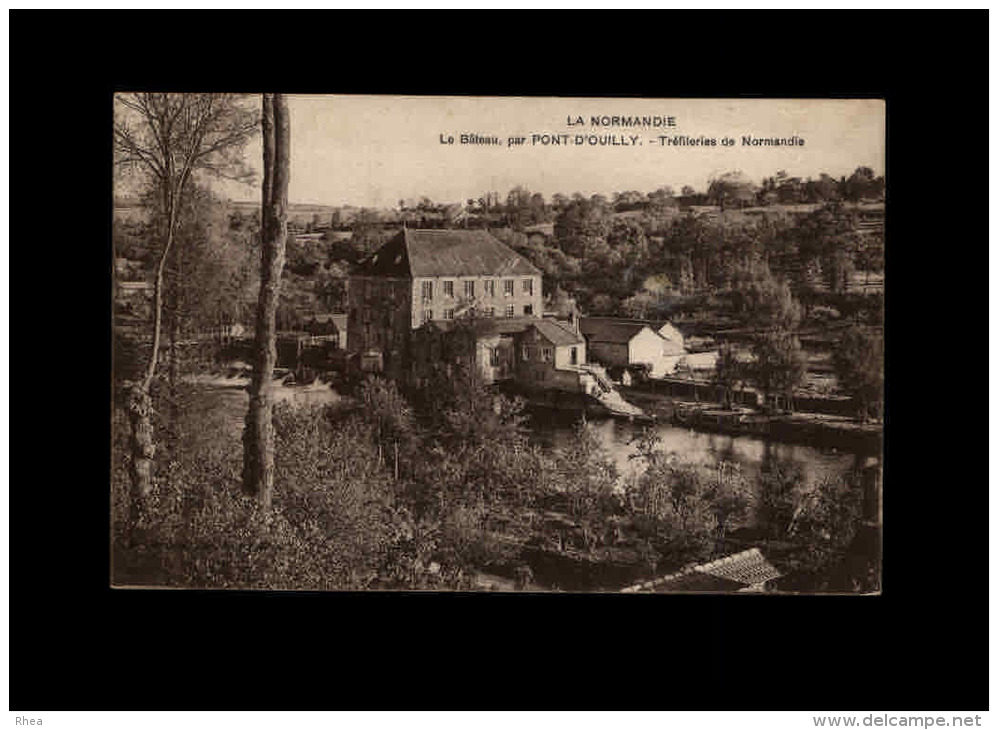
(226, 200, 343, 215)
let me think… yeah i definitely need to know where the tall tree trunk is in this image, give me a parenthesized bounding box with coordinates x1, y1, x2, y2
(167, 258, 181, 451)
(128, 182, 183, 503)
(243, 93, 290, 509)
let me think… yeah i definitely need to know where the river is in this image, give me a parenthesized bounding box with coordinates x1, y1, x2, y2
(193, 375, 876, 494)
(525, 406, 874, 488)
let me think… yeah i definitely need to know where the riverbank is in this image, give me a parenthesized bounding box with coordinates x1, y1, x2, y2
(620, 386, 882, 454)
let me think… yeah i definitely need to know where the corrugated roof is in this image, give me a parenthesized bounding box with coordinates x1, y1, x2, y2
(355, 229, 541, 278)
(696, 548, 782, 586)
(621, 548, 782, 593)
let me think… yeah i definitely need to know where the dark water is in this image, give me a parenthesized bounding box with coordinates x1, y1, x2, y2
(526, 407, 874, 487)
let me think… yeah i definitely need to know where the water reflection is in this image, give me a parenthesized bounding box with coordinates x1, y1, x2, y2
(526, 408, 869, 487)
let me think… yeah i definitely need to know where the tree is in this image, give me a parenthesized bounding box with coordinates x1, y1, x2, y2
(751, 330, 807, 411)
(113, 93, 258, 504)
(554, 421, 620, 551)
(707, 171, 757, 211)
(841, 166, 884, 202)
(242, 93, 291, 509)
(154, 183, 258, 391)
(713, 342, 747, 409)
(730, 261, 802, 331)
(553, 196, 611, 260)
(832, 325, 884, 421)
(359, 376, 417, 480)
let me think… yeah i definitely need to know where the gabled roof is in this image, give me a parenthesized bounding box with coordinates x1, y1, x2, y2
(418, 315, 536, 337)
(355, 229, 541, 279)
(418, 315, 584, 346)
(579, 317, 656, 344)
(655, 321, 685, 344)
(528, 318, 585, 346)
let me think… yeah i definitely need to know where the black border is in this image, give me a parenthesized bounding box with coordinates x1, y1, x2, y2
(12, 10, 987, 711)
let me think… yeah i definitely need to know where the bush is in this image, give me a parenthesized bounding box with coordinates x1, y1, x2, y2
(113, 391, 403, 589)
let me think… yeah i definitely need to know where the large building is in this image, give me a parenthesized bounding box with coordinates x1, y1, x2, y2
(348, 229, 543, 374)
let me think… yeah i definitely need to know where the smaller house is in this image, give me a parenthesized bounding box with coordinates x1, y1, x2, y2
(580, 317, 686, 378)
(408, 316, 586, 393)
(303, 313, 348, 349)
(515, 318, 587, 392)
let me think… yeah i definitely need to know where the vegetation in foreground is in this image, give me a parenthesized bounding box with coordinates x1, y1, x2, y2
(112, 372, 878, 592)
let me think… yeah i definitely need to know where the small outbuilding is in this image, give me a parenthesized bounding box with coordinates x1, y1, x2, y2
(580, 317, 686, 377)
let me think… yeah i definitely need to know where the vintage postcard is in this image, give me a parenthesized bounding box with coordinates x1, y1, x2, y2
(112, 95, 884, 593)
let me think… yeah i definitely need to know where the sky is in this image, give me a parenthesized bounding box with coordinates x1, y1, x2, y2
(211, 95, 885, 209)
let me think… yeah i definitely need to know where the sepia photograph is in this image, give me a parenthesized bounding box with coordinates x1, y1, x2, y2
(111, 94, 885, 594)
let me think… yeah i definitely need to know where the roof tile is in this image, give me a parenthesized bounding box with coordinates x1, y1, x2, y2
(355, 229, 541, 278)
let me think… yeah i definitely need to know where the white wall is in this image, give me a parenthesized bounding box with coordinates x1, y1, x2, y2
(628, 327, 666, 367)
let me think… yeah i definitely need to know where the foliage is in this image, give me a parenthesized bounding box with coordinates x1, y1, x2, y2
(624, 429, 752, 565)
(832, 325, 884, 420)
(713, 342, 748, 408)
(707, 171, 757, 210)
(755, 459, 807, 540)
(751, 330, 807, 406)
(785, 474, 864, 574)
(551, 422, 621, 550)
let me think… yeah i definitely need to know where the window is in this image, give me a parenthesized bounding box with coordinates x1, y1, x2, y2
(503, 280, 514, 297)
(523, 278, 533, 295)
(542, 347, 552, 362)
(422, 309, 432, 323)
(421, 281, 433, 302)
(484, 280, 495, 297)
(484, 307, 495, 318)
(505, 304, 515, 318)
(443, 280, 454, 297)
(362, 308, 371, 324)
(570, 347, 578, 365)
(524, 304, 533, 316)
(443, 308, 455, 320)
(489, 348, 500, 367)
(521, 346, 529, 361)
(464, 280, 475, 298)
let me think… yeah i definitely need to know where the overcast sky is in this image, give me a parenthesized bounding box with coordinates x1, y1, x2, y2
(213, 95, 885, 209)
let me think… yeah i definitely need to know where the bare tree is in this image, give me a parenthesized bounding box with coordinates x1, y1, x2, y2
(113, 93, 258, 506)
(242, 93, 290, 509)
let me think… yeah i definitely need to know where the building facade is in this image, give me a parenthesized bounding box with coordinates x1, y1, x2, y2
(348, 229, 543, 375)
(409, 316, 588, 394)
